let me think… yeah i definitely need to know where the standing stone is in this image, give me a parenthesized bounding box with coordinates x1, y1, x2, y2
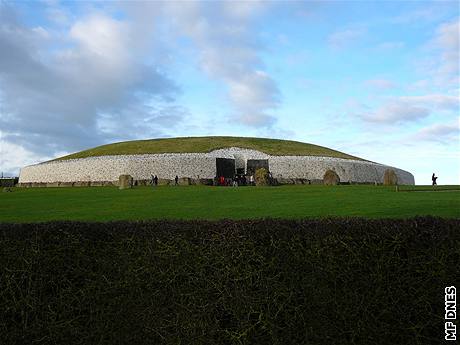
(179, 177, 191, 185)
(119, 174, 133, 189)
(383, 169, 398, 185)
(255, 168, 269, 186)
(323, 169, 340, 185)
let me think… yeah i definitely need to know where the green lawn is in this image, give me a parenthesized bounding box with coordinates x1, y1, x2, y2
(1, 185, 459, 222)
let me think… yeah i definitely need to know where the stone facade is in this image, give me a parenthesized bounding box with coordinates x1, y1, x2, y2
(18, 147, 415, 185)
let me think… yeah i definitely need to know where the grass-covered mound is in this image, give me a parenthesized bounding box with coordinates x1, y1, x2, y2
(1, 217, 458, 344)
(56, 136, 363, 161)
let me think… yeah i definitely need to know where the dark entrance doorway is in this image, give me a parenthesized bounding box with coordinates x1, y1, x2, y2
(236, 168, 245, 175)
(247, 159, 269, 176)
(216, 158, 235, 178)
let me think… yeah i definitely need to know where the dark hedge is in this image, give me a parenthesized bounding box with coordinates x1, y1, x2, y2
(0, 217, 459, 345)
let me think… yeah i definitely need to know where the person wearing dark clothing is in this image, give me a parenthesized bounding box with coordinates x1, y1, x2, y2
(432, 173, 438, 186)
(175, 175, 179, 185)
(151, 174, 155, 187)
(154, 175, 158, 186)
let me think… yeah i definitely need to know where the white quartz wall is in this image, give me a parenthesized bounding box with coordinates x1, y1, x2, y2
(269, 156, 414, 184)
(19, 147, 415, 185)
(19, 154, 217, 182)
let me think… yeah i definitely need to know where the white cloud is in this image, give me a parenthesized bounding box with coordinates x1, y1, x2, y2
(70, 14, 130, 63)
(0, 135, 55, 176)
(413, 122, 460, 142)
(418, 18, 460, 88)
(399, 94, 459, 110)
(0, 3, 180, 167)
(32, 26, 50, 39)
(435, 19, 459, 50)
(390, 2, 457, 26)
(46, 6, 71, 26)
(222, 0, 265, 19)
(392, 7, 442, 24)
(359, 94, 459, 124)
(118, 1, 279, 127)
(360, 100, 430, 124)
(364, 79, 397, 90)
(328, 27, 366, 49)
(432, 19, 460, 85)
(407, 79, 430, 92)
(162, 1, 279, 127)
(228, 71, 279, 126)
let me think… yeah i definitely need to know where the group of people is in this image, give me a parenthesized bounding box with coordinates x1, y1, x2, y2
(151, 175, 179, 186)
(150, 174, 259, 187)
(218, 174, 256, 187)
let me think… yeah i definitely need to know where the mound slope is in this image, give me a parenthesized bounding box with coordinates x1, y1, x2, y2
(56, 136, 364, 161)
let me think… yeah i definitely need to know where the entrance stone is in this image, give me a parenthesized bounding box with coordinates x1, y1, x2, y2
(247, 159, 269, 176)
(255, 168, 269, 186)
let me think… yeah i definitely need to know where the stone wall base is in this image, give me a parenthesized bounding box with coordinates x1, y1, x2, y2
(276, 178, 323, 185)
(17, 181, 116, 188)
(17, 178, 215, 188)
(17, 178, 388, 188)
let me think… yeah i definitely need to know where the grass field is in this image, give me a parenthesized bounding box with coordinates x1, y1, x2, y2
(1, 185, 459, 222)
(56, 136, 363, 161)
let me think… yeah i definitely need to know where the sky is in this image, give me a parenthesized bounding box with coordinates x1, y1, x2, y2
(0, 0, 459, 184)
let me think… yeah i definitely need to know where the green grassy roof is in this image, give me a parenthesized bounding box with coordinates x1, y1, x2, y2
(55, 136, 365, 161)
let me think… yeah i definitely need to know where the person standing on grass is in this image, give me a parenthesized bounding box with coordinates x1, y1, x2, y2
(432, 173, 438, 186)
(175, 175, 179, 186)
(154, 175, 158, 186)
(151, 174, 155, 187)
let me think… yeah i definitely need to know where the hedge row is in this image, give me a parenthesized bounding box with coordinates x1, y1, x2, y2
(1, 217, 459, 345)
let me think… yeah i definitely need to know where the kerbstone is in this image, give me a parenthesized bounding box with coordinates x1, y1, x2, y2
(118, 175, 133, 189)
